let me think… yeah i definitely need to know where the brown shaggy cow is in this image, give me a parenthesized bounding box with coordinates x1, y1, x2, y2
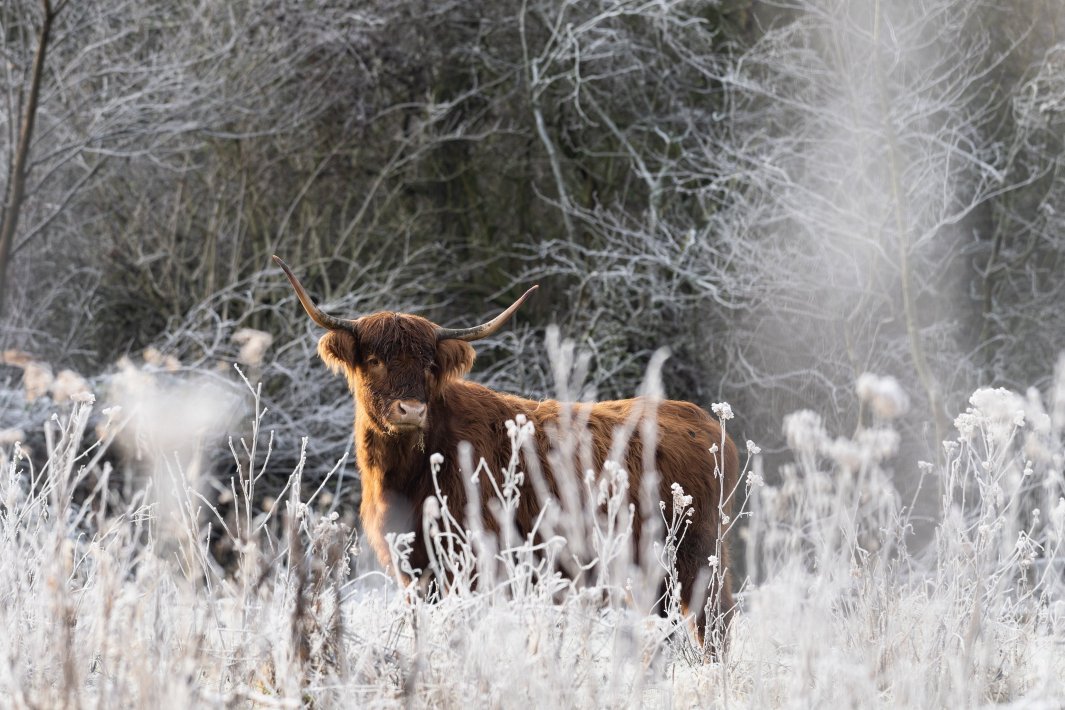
(274, 256, 738, 648)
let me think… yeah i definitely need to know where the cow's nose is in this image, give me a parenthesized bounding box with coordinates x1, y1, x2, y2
(390, 400, 427, 428)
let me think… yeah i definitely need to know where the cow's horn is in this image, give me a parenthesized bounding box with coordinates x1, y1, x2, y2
(436, 286, 538, 342)
(273, 255, 353, 331)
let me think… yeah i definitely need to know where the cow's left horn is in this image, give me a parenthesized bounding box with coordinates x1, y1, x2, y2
(436, 285, 538, 342)
(273, 255, 353, 331)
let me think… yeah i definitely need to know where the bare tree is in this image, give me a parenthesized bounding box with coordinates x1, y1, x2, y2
(0, 0, 62, 316)
(5, 0, 1065, 500)
(499, 0, 1065, 462)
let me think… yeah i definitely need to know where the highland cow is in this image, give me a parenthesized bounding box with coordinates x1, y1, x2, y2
(274, 256, 738, 647)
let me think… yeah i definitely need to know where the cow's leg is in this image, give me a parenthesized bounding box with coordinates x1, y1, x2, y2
(677, 543, 735, 661)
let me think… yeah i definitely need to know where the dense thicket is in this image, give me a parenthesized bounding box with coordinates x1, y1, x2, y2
(2, 0, 1064, 494)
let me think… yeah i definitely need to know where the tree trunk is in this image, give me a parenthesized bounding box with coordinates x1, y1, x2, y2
(0, 1, 55, 317)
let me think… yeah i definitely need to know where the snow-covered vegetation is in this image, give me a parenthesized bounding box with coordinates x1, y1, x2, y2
(1, 356, 1064, 706)
(4, 0, 1065, 705)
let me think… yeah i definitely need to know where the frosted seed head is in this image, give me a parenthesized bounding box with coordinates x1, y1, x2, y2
(965, 388, 1028, 446)
(783, 410, 826, 452)
(22, 362, 54, 402)
(597, 478, 610, 505)
(954, 412, 978, 439)
(856, 428, 900, 462)
(826, 437, 863, 472)
(670, 482, 693, 508)
(52, 369, 92, 403)
(856, 373, 910, 419)
(231, 328, 274, 367)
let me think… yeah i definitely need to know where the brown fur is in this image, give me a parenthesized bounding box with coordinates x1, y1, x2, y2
(316, 311, 738, 647)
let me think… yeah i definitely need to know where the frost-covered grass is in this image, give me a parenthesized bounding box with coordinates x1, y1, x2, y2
(2, 361, 1065, 708)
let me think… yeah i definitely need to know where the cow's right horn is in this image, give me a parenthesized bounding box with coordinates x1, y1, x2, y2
(273, 255, 353, 331)
(435, 285, 538, 342)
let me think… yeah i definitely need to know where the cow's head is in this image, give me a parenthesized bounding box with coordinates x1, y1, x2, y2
(274, 256, 536, 435)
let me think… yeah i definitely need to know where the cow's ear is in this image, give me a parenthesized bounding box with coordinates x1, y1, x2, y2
(435, 339, 476, 380)
(318, 329, 358, 375)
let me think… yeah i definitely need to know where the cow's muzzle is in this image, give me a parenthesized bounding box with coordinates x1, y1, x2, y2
(387, 399, 427, 430)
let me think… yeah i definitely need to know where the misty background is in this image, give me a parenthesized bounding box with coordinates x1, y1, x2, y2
(2, 0, 1064, 518)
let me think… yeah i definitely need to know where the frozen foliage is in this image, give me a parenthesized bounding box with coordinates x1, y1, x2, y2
(3, 0, 1065, 704)
(1, 360, 1064, 707)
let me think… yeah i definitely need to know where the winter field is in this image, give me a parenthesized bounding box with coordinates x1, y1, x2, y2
(4, 0, 1065, 707)
(2, 352, 1064, 708)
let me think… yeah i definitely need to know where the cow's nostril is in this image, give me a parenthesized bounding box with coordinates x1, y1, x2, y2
(398, 402, 425, 416)
(393, 400, 427, 426)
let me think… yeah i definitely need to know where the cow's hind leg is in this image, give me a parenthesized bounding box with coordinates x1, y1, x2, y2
(679, 551, 735, 661)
